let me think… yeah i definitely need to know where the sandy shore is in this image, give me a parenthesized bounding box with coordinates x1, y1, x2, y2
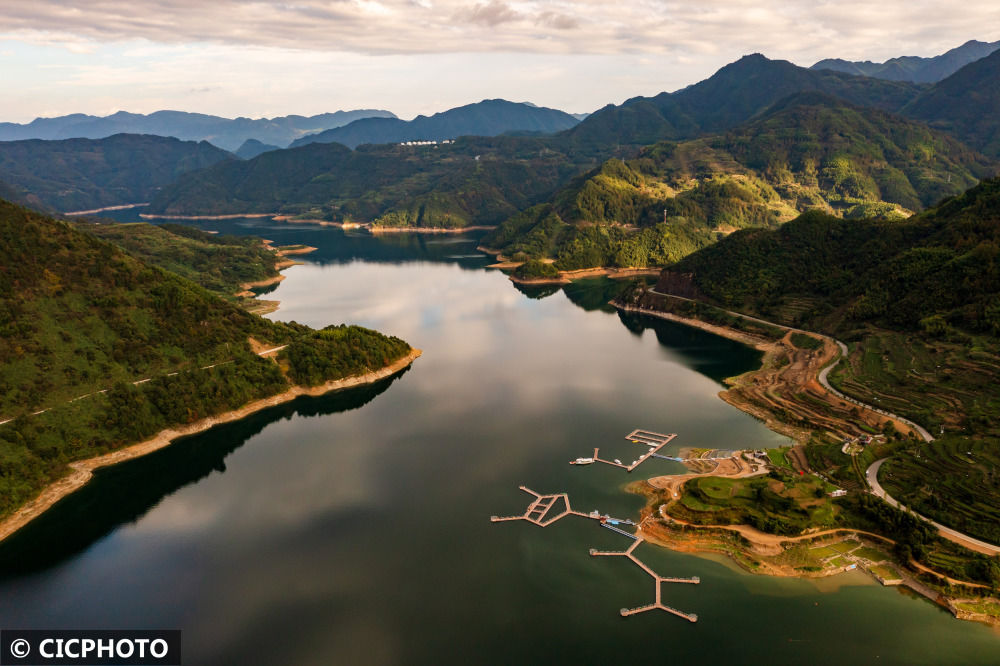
(0, 349, 421, 544)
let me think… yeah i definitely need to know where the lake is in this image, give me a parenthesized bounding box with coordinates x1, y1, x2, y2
(0, 219, 996, 664)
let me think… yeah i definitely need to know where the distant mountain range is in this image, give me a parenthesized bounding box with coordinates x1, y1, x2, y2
(0, 134, 233, 212)
(812, 39, 1000, 84)
(0, 109, 396, 152)
(289, 99, 581, 149)
(563, 53, 923, 150)
(903, 48, 1000, 158)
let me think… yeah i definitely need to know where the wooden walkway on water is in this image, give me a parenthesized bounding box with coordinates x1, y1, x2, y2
(492, 486, 699, 621)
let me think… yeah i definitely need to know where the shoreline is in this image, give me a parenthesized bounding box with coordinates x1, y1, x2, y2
(140, 212, 278, 220)
(368, 224, 496, 234)
(508, 267, 662, 286)
(0, 348, 422, 545)
(616, 299, 1000, 624)
(64, 203, 150, 216)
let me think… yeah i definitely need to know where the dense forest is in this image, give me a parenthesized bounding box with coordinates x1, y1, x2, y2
(82, 222, 281, 298)
(0, 200, 412, 518)
(0, 134, 233, 212)
(148, 136, 589, 228)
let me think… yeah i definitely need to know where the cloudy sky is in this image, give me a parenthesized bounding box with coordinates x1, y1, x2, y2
(1, 1, 998, 122)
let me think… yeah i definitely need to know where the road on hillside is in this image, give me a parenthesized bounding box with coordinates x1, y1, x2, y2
(867, 458, 1000, 555)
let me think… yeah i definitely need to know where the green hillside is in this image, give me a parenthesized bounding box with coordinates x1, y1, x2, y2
(148, 136, 587, 228)
(630, 179, 1000, 545)
(0, 134, 233, 212)
(80, 222, 281, 298)
(484, 96, 992, 269)
(0, 200, 411, 518)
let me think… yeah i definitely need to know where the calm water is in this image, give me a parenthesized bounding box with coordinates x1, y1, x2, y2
(0, 220, 997, 664)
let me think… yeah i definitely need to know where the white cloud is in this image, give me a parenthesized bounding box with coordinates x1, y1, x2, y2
(0, 1, 994, 58)
(0, 2, 998, 122)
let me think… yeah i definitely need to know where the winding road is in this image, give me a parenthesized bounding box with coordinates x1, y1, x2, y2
(866, 458, 1000, 555)
(643, 288, 1000, 555)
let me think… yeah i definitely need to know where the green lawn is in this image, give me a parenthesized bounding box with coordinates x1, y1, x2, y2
(870, 565, 901, 580)
(767, 448, 791, 469)
(830, 539, 860, 554)
(808, 546, 839, 559)
(854, 546, 888, 562)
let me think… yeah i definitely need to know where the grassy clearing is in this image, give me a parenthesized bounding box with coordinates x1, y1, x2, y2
(808, 546, 839, 559)
(767, 447, 792, 469)
(830, 539, 860, 554)
(854, 546, 888, 562)
(870, 565, 901, 580)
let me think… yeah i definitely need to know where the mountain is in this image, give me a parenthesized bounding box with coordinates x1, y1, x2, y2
(235, 138, 280, 159)
(148, 136, 584, 227)
(812, 40, 1000, 83)
(0, 198, 412, 518)
(658, 177, 1000, 333)
(483, 94, 992, 269)
(0, 134, 233, 212)
(902, 49, 1000, 158)
(0, 109, 397, 151)
(564, 54, 924, 150)
(623, 177, 1000, 547)
(289, 99, 580, 149)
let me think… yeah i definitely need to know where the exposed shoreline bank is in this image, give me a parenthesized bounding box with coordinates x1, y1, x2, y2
(65, 202, 150, 216)
(0, 349, 422, 545)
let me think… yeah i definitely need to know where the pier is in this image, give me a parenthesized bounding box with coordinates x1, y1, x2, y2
(573, 429, 678, 472)
(493, 487, 699, 622)
(590, 535, 699, 621)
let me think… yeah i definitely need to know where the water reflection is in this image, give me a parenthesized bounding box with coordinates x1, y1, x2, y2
(0, 373, 405, 578)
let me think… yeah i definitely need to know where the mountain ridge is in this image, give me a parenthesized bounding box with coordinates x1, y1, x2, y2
(289, 99, 580, 149)
(0, 109, 397, 151)
(812, 39, 1000, 83)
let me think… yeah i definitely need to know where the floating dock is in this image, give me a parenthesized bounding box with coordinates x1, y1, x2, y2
(493, 486, 699, 622)
(573, 429, 678, 472)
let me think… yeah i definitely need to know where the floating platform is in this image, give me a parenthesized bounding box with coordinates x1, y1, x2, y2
(494, 486, 700, 622)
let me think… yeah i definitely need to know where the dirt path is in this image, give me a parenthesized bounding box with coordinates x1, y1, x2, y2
(0, 349, 422, 544)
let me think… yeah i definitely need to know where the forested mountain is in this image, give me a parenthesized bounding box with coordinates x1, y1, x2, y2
(483, 95, 992, 269)
(81, 222, 282, 299)
(658, 177, 1000, 335)
(149, 52, 999, 236)
(288, 99, 580, 149)
(812, 40, 1000, 84)
(903, 49, 1000, 157)
(235, 139, 281, 159)
(0, 109, 397, 151)
(0, 199, 411, 517)
(148, 136, 585, 227)
(563, 54, 924, 150)
(0, 134, 233, 212)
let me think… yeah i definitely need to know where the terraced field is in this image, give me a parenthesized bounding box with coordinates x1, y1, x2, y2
(881, 437, 1000, 546)
(828, 328, 1000, 437)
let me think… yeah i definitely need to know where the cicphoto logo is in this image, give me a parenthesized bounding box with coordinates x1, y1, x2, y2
(1, 630, 180, 665)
